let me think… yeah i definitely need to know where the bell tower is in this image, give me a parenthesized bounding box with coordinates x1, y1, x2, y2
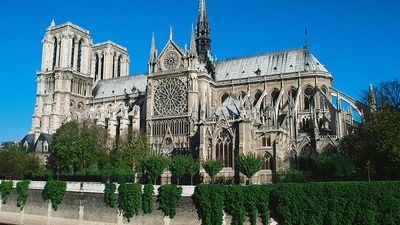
(30, 20, 93, 138)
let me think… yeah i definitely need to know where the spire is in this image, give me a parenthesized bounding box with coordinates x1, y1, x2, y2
(149, 32, 157, 63)
(304, 28, 309, 49)
(190, 24, 197, 55)
(368, 84, 377, 111)
(196, 0, 211, 64)
(50, 19, 55, 27)
(170, 25, 173, 40)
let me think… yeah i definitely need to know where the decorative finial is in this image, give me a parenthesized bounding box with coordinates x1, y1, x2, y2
(304, 28, 309, 49)
(50, 18, 55, 27)
(170, 25, 173, 40)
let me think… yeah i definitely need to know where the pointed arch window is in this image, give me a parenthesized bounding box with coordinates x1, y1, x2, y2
(304, 87, 314, 110)
(117, 55, 122, 77)
(262, 153, 273, 170)
(271, 89, 280, 107)
(215, 129, 234, 167)
(221, 93, 229, 104)
(112, 54, 116, 78)
(77, 40, 82, 72)
(101, 55, 104, 80)
(254, 90, 263, 106)
(52, 37, 57, 69)
(94, 54, 99, 80)
(71, 38, 75, 68)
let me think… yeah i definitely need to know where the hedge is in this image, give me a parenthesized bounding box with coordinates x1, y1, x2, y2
(157, 184, 182, 219)
(0, 180, 13, 204)
(42, 180, 67, 211)
(270, 182, 400, 225)
(193, 185, 273, 225)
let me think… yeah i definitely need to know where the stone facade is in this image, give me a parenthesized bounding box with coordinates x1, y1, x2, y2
(23, 0, 361, 182)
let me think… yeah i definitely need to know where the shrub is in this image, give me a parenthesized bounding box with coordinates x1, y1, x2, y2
(142, 184, 154, 214)
(42, 179, 67, 211)
(193, 184, 225, 225)
(141, 155, 169, 184)
(187, 158, 200, 185)
(16, 180, 30, 210)
(202, 160, 223, 183)
(157, 184, 182, 219)
(169, 155, 191, 185)
(0, 180, 13, 204)
(225, 186, 246, 225)
(117, 183, 141, 222)
(104, 182, 117, 208)
(244, 185, 259, 225)
(270, 182, 400, 225)
(235, 153, 263, 184)
(257, 185, 273, 225)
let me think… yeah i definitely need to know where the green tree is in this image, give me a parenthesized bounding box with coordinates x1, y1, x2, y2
(0, 145, 41, 179)
(50, 120, 108, 175)
(202, 159, 223, 183)
(235, 153, 263, 184)
(140, 155, 169, 184)
(169, 155, 190, 185)
(187, 158, 200, 185)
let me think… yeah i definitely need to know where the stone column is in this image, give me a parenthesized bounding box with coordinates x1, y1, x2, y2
(55, 38, 61, 68)
(113, 54, 118, 78)
(73, 41, 79, 71)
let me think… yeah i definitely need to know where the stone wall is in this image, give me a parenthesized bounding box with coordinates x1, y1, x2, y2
(0, 181, 277, 225)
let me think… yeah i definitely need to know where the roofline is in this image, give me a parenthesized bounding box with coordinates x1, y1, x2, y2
(216, 47, 307, 63)
(93, 40, 128, 52)
(47, 22, 90, 35)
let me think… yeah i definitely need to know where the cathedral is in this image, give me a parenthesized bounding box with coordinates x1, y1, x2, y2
(23, 0, 361, 182)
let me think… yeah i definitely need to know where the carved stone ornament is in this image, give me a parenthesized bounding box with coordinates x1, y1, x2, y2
(163, 51, 179, 70)
(154, 77, 187, 116)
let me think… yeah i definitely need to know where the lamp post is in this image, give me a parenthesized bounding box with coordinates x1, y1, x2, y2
(366, 160, 371, 182)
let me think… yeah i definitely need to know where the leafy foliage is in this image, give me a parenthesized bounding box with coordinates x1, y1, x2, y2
(270, 182, 400, 225)
(235, 153, 263, 183)
(50, 120, 108, 175)
(157, 184, 182, 219)
(225, 186, 246, 225)
(140, 155, 169, 184)
(104, 182, 117, 208)
(16, 180, 30, 210)
(306, 151, 355, 181)
(117, 183, 141, 222)
(194, 185, 273, 225)
(202, 160, 223, 183)
(0, 144, 41, 179)
(42, 179, 67, 211)
(193, 184, 226, 225)
(169, 155, 199, 185)
(0, 180, 13, 204)
(142, 184, 154, 214)
(341, 107, 400, 180)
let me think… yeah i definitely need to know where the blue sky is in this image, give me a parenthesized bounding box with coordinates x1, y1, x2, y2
(0, 0, 399, 142)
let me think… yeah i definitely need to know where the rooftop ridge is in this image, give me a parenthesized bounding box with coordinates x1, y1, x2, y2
(96, 73, 147, 83)
(216, 47, 306, 63)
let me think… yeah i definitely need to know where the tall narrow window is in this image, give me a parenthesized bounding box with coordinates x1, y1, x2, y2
(71, 38, 75, 68)
(94, 54, 99, 80)
(271, 89, 280, 107)
(117, 56, 122, 77)
(52, 37, 57, 69)
(112, 54, 115, 78)
(101, 56, 104, 80)
(77, 40, 82, 72)
(262, 153, 273, 170)
(215, 129, 233, 168)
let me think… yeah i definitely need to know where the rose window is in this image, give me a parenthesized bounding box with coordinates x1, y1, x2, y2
(154, 78, 187, 115)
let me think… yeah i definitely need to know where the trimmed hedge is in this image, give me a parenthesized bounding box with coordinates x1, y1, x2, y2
(42, 180, 67, 211)
(0, 180, 13, 204)
(16, 180, 30, 210)
(270, 182, 400, 225)
(193, 185, 273, 225)
(142, 184, 154, 214)
(117, 183, 141, 222)
(157, 184, 182, 219)
(104, 182, 117, 208)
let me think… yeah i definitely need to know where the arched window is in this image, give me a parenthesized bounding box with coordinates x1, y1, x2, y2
(77, 40, 82, 72)
(215, 129, 234, 167)
(112, 54, 116, 78)
(240, 91, 246, 99)
(101, 55, 104, 80)
(271, 89, 280, 107)
(52, 37, 57, 69)
(71, 38, 75, 68)
(262, 135, 272, 147)
(262, 153, 273, 170)
(288, 87, 297, 104)
(117, 55, 122, 77)
(254, 90, 262, 106)
(221, 93, 229, 104)
(304, 87, 314, 110)
(94, 54, 99, 80)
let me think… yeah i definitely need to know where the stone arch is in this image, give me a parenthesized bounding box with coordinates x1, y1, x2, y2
(215, 128, 234, 168)
(262, 152, 274, 170)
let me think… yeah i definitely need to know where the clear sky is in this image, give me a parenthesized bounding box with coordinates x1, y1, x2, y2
(0, 0, 399, 142)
